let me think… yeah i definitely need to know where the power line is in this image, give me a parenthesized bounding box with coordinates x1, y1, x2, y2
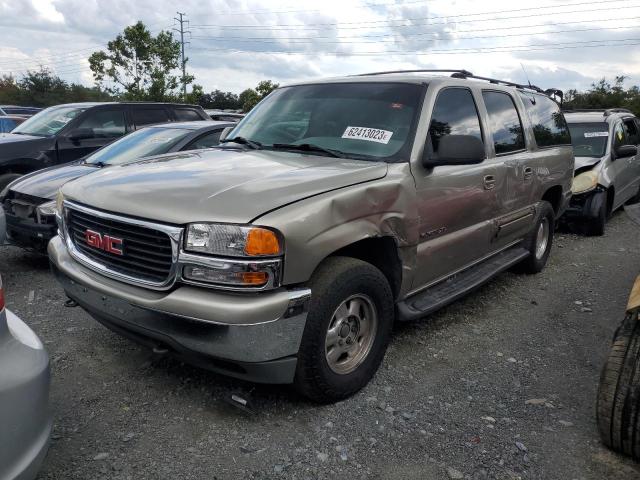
(190, 24, 639, 45)
(188, 16, 640, 42)
(190, 0, 637, 29)
(190, 37, 640, 56)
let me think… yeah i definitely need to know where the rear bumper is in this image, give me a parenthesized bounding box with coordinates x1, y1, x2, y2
(5, 213, 57, 251)
(0, 311, 51, 480)
(48, 236, 311, 384)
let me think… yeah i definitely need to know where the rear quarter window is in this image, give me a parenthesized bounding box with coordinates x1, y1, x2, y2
(174, 108, 204, 121)
(132, 108, 172, 128)
(519, 93, 571, 148)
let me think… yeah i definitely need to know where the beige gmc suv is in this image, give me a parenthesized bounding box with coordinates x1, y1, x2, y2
(49, 70, 574, 402)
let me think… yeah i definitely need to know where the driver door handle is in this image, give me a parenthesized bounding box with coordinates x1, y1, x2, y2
(483, 175, 496, 190)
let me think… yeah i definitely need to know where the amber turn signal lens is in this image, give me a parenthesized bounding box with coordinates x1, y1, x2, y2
(241, 271, 269, 285)
(244, 228, 281, 256)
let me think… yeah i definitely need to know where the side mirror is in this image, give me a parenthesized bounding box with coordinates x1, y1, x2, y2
(67, 127, 93, 141)
(422, 134, 486, 168)
(614, 144, 638, 159)
(219, 126, 234, 142)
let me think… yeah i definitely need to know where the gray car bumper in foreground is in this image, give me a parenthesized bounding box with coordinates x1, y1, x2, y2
(0, 310, 51, 480)
(48, 236, 311, 384)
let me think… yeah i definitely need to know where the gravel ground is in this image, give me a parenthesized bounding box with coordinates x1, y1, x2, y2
(2, 211, 640, 480)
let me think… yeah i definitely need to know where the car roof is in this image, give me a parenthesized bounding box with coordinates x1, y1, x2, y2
(564, 111, 637, 124)
(284, 72, 552, 96)
(42, 102, 204, 109)
(148, 120, 235, 130)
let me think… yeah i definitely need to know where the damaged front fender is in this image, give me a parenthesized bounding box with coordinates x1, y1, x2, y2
(254, 163, 419, 296)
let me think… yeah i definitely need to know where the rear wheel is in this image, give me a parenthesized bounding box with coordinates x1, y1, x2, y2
(516, 201, 554, 274)
(596, 309, 640, 458)
(294, 256, 394, 403)
(0, 173, 21, 191)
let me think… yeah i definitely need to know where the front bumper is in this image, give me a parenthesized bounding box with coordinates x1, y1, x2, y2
(0, 311, 51, 480)
(562, 186, 606, 221)
(48, 236, 311, 384)
(5, 212, 57, 251)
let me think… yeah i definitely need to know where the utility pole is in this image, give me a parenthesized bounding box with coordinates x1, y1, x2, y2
(173, 12, 190, 101)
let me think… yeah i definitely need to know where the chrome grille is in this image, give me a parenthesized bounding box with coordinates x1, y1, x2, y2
(65, 203, 178, 285)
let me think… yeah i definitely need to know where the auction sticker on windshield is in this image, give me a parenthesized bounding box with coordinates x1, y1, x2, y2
(342, 126, 393, 144)
(584, 132, 609, 138)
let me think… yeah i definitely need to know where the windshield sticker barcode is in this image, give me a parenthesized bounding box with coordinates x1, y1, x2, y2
(584, 132, 609, 138)
(342, 126, 393, 144)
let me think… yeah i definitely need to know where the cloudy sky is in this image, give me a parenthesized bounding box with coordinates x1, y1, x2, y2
(0, 0, 639, 95)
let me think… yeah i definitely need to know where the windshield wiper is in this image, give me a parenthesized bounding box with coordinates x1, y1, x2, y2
(219, 136, 262, 150)
(271, 143, 345, 158)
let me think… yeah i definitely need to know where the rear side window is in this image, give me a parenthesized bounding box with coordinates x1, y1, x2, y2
(427, 88, 483, 160)
(482, 91, 525, 154)
(133, 108, 171, 128)
(174, 108, 202, 121)
(76, 109, 126, 138)
(519, 93, 570, 147)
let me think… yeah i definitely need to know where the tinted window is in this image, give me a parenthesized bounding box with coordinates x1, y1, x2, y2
(133, 108, 171, 127)
(76, 109, 126, 138)
(185, 130, 223, 150)
(12, 105, 86, 136)
(85, 127, 192, 166)
(228, 82, 424, 161)
(482, 91, 525, 154)
(623, 118, 640, 145)
(174, 109, 202, 121)
(567, 122, 609, 157)
(427, 88, 483, 159)
(519, 93, 570, 147)
(4, 107, 39, 115)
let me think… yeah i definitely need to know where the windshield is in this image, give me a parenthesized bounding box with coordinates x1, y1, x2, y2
(85, 126, 192, 166)
(227, 82, 424, 161)
(12, 105, 86, 136)
(568, 122, 609, 158)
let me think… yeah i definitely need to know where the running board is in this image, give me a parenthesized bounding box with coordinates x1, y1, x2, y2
(397, 247, 530, 322)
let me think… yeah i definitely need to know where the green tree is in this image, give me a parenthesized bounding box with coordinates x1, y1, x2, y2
(89, 21, 187, 101)
(0, 68, 111, 107)
(238, 80, 280, 112)
(564, 76, 640, 116)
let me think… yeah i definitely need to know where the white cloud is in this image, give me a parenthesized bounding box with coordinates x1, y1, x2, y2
(0, 0, 638, 93)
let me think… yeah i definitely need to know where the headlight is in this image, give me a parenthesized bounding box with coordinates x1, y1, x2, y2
(185, 223, 282, 257)
(571, 170, 599, 194)
(36, 200, 57, 217)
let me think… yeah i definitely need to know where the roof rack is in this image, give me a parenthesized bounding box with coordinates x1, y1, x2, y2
(562, 108, 632, 116)
(352, 69, 563, 99)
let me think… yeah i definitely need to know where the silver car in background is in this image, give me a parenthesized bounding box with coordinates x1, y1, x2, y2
(0, 275, 51, 479)
(564, 109, 640, 235)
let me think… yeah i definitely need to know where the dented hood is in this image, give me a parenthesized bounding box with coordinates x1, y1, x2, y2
(574, 156, 602, 171)
(61, 148, 388, 224)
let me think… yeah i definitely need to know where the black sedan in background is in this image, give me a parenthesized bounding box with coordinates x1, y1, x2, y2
(1, 120, 233, 251)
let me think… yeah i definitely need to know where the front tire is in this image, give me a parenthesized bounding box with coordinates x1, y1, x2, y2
(294, 256, 394, 403)
(596, 309, 640, 458)
(585, 190, 608, 236)
(516, 201, 555, 274)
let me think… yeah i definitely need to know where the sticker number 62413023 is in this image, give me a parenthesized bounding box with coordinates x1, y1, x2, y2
(341, 126, 394, 144)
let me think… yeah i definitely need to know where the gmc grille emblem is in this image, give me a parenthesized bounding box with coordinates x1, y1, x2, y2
(84, 229, 124, 256)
